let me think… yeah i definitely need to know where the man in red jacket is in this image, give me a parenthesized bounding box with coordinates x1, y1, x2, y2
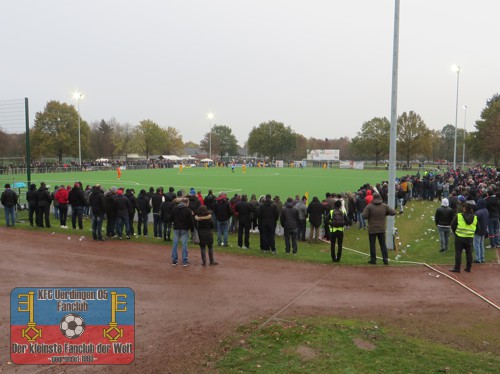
(54, 185, 69, 228)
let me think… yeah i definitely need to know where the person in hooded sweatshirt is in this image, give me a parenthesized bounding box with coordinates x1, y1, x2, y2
(434, 198, 454, 253)
(473, 199, 489, 263)
(450, 202, 478, 273)
(114, 189, 131, 239)
(362, 192, 396, 265)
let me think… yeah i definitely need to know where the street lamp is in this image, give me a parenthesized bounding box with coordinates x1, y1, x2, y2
(451, 64, 460, 170)
(462, 105, 467, 168)
(207, 112, 214, 161)
(73, 91, 84, 167)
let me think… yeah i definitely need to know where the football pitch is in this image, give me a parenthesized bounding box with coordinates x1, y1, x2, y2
(8, 167, 406, 200)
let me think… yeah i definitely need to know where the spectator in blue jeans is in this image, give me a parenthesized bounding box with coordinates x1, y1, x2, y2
(170, 198, 194, 266)
(68, 183, 85, 230)
(473, 199, 489, 263)
(1, 184, 18, 226)
(434, 198, 454, 253)
(213, 192, 231, 247)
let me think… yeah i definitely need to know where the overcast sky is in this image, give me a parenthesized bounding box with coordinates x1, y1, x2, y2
(1, 1, 498, 146)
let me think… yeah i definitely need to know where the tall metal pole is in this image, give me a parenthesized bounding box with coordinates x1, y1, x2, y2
(462, 105, 467, 168)
(77, 97, 82, 167)
(25, 98, 31, 186)
(386, 0, 400, 250)
(452, 66, 460, 170)
(207, 112, 214, 161)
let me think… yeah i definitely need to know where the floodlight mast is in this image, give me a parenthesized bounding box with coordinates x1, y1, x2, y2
(387, 0, 400, 250)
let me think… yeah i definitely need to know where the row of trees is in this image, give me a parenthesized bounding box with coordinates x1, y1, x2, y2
(1, 94, 499, 165)
(351, 93, 500, 166)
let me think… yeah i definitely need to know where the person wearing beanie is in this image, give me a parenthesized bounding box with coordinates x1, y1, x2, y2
(362, 192, 396, 265)
(435, 198, 455, 253)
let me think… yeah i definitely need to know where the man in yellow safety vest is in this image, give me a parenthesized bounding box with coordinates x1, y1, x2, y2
(450, 202, 478, 273)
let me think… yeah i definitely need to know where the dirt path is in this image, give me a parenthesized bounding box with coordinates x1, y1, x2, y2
(1, 228, 499, 373)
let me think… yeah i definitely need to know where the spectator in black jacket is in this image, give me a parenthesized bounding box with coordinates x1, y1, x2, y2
(485, 190, 500, 248)
(256, 194, 279, 253)
(150, 188, 165, 239)
(213, 193, 232, 247)
(235, 194, 254, 249)
(137, 189, 151, 237)
(104, 187, 117, 238)
(159, 194, 174, 241)
(125, 189, 140, 236)
(170, 197, 194, 266)
(194, 205, 218, 266)
(307, 196, 325, 242)
(89, 185, 106, 241)
(26, 183, 38, 226)
(114, 189, 131, 239)
(36, 182, 52, 228)
(435, 198, 454, 253)
(204, 189, 217, 227)
(1, 183, 18, 226)
(280, 197, 299, 254)
(68, 183, 85, 230)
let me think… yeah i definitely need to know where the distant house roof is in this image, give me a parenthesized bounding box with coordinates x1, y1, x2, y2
(183, 147, 203, 156)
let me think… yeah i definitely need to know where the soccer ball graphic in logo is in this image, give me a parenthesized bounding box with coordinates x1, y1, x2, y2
(60, 313, 86, 339)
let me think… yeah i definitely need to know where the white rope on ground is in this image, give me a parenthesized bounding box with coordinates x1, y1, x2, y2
(422, 263, 500, 311)
(259, 266, 338, 328)
(341, 244, 500, 311)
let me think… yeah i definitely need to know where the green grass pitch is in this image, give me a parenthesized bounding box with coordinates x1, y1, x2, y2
(12, 167, 407, 199)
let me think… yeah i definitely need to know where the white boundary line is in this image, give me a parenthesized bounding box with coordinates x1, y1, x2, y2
(259, 267, 338, 328)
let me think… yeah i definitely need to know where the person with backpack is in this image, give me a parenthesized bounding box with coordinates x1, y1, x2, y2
(328, 199, 348, 262)
(362, 192, 397, 265)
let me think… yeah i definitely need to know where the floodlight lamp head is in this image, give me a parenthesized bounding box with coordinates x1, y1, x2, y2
(451, 64, 460, 73)
(73, 91, 84, 100)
